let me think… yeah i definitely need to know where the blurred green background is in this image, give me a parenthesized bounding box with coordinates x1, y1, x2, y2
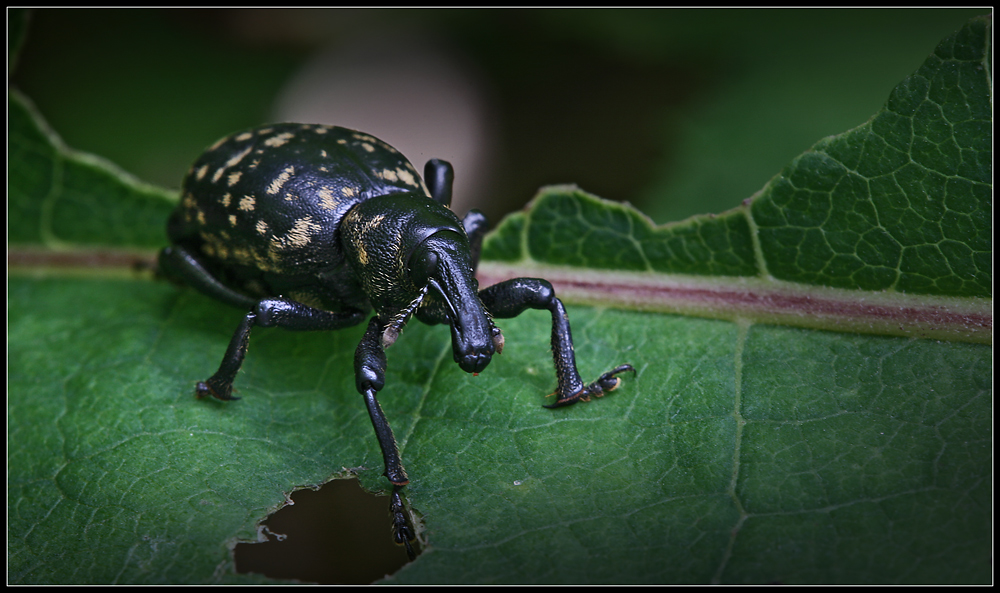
(11, 8, 989, 227)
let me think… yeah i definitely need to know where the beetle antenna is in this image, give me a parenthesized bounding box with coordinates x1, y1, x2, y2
(382, 285, 429, 348)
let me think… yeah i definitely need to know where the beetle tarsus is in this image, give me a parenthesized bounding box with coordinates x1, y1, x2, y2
(391, 486, 418, 560)
(544, 364, 635, 409)
(593, 364, 637, 394)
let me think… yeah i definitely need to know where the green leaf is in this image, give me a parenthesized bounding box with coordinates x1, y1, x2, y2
(8, 89, 175, 248)
(8, 15, 991, 585)
(481, 14, 990, 344)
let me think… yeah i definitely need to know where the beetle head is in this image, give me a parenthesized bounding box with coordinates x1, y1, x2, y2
(409, 231, 502, 374)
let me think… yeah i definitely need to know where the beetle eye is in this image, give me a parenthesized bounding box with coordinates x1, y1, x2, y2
(408, 247, 439, 288)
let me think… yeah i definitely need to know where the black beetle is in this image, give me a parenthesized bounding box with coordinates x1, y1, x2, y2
(159, 123, 633, 558)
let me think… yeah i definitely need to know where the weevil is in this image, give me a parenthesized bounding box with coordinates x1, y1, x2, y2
(159, 123, 634, 558)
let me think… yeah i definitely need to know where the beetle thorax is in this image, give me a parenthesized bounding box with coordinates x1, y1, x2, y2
(340, 193, 467, 319)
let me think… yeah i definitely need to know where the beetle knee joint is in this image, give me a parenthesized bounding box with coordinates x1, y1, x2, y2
(530, 280, 555, 308)
(356, 364, 385, 393)
(253, 299, 285, 327)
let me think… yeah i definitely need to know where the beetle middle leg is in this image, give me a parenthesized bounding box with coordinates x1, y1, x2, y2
(161, 244, 368, 400)
(197, 298, 366, 401)
(355, 316, 417, 558)
(478, 278, 635, 407)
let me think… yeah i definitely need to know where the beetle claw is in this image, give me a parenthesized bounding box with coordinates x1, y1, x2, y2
(196, 380, 239, 401)
(543, 389, 586, 408)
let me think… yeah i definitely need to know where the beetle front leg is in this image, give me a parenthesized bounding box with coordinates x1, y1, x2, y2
(354, 316, 417, 558)
(355, 317, 407, 485)
(479, 278, 634, 407)
(197, 298, 366, 401)
(462, 209, 488, 273)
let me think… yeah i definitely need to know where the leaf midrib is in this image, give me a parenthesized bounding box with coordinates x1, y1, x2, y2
(479, 262, 992, 344)
(9, 247, 991, 345)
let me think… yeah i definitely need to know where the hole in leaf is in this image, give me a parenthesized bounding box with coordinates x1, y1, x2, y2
(234, 478, 419, 584)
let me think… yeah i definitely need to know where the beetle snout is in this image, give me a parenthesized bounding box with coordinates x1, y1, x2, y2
(450, 316, 496, 374)
(451, 322, 495, 374)
(456, 349, 493, 374)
